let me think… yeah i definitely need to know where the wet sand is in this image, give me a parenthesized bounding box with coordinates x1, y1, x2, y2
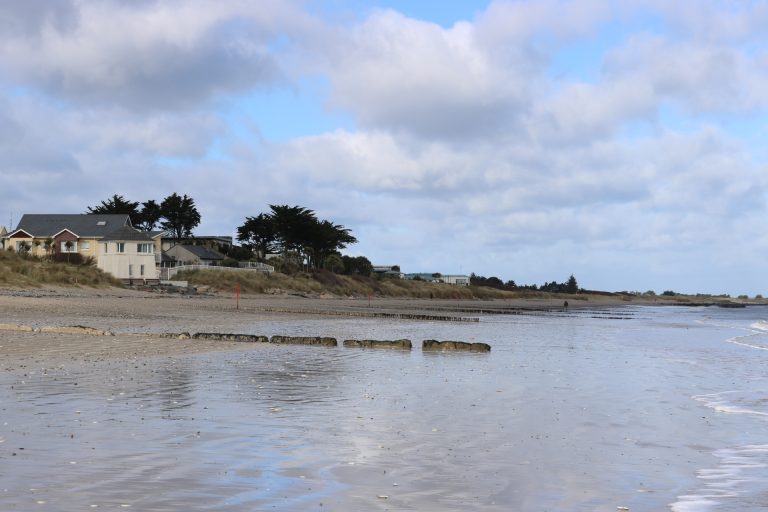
(3, 287, 764, 511)
(0, 285, 635, 335)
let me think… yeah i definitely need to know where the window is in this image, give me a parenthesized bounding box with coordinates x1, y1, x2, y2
(103, 243, 108, 253)
(80, 241, 91, 252)
(137, 243, 153, 253)
(140, 264, 145, 276)
(116, 243, 125, 253)
(128, 264, 133, 277)
(61, 241, 77, 253)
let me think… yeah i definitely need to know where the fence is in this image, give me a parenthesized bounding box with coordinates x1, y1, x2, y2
(161, 263, 274, 281)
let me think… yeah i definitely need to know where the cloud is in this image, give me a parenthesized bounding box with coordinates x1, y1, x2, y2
(0, 0, 314, 110)
(1, 0, 767, 294)
(320, 10, 535, 139)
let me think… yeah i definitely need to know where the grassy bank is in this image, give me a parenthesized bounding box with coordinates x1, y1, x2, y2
(0, 251, 121, 288)
(177, 268, 604, 301)
(176, 268, 507, 299)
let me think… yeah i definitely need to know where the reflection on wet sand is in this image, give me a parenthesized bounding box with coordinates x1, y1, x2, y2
(3, 307, 768, 510)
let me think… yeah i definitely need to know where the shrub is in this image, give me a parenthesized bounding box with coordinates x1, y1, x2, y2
(323, 254, 344, 273)
(661, 290, 676, 296)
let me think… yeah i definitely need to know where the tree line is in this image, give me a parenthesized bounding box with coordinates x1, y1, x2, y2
(87, 196, 368, 273)
(236, 205, 358, 270)
(86, 193, 201, 239)
(471, 273, 580, 294)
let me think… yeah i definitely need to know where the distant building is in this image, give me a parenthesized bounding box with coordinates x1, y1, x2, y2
(372, 265, 402, 278)
(163, 244, 226, 267)
(161, 235, 232, 252)
(441, 275, 471, 286)
(403, 273, 470, 286)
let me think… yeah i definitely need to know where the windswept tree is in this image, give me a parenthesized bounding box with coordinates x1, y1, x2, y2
(237, 213, 276, 260)
(160, 193, 201, 239)
(136, 200, 162, 231)
(86, 194, 140, 221)
(268, 205, 318, 256)
(236, 205, 358, 269)
(305, 220, 357, 268)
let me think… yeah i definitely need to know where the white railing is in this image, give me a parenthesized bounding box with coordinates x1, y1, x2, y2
(162, 263, 274, 280)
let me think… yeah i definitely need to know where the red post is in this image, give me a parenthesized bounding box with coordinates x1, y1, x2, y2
(235, 282, 240, 310)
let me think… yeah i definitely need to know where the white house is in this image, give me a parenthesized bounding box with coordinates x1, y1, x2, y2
(97, 226, 158, 282)
(441, 275, 471, 286)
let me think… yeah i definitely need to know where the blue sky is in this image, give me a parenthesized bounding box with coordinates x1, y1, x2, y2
(1, 0, 767, 295)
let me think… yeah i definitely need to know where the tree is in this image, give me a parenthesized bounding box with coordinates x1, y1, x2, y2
(160, 193, 201, 239)
(342, 255, 372, 276)
(268, 204, 318, 256)
(323, 253, 344, 273)
(43, 238, 53, 259)
(305, 220, 357, 268)
(566, 274, 578, 294)
(237, 213, 276, 260)
(136, 200, 162, 231)
(87, 195, 140, 221)
(64, 240, 74, 263)
(236, 205, 358, 269)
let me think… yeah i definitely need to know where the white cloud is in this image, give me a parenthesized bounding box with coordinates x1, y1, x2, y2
(1, 0, 768, 294)
(320, 10, 535, 139)
(0, 0, 315, 110)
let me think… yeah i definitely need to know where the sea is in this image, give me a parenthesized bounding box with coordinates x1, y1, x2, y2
(2, 305, 768, 511)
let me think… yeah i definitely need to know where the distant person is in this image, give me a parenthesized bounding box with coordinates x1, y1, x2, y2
(563, 300, 569, 310)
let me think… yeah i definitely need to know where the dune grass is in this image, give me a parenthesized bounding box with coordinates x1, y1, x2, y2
(177, 268, 557, 299)
(0, 250, 122, 288)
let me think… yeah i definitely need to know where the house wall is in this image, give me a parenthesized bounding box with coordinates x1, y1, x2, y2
(77, 237, 99, 259)
(53, 231, 78, 255)
(8, 233, 36, 255)
(98, 241, 158, 280)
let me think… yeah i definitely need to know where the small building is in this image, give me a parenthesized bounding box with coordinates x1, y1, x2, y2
(163, 244, 226, 267)
(403, 273, 471, 286)
(97, 226, 159, 282)
(372, 265, 403, 278)
(441, 275, 471, 286)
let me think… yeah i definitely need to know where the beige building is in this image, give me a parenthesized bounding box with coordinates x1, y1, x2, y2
(4, 214, 133, 259)
(97, 226, 159, 281)
(2, 214, 163, 281)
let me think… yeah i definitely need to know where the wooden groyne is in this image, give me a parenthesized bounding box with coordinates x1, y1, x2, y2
(343, 339, 412, 350)
(269, 335, 338, 347)
(422, 340, 491, 352)
(246, 306, 479, 323)
(0, 324, 491, 352)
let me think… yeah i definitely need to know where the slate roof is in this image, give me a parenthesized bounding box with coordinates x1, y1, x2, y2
(179, 244, 225, 261)
(100, 225, 154, 242)
(13, 214, 132, 237)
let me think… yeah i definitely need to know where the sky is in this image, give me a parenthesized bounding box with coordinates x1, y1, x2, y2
(1, 0, 767, 296)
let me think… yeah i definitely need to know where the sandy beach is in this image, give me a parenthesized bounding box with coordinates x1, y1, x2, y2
(0, 285, 635, 369)
(3, 286, 766, 511)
